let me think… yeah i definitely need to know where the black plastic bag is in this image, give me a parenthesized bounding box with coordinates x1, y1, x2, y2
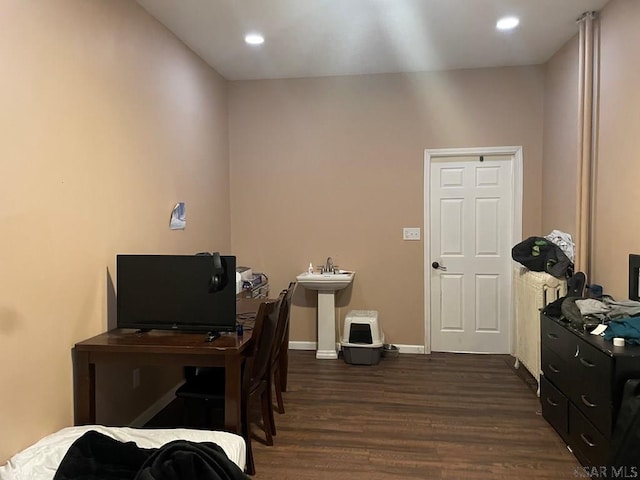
(511, 237, 572, 277)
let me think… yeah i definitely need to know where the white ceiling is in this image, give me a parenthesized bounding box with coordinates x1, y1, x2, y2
(136, 0, 609, 81)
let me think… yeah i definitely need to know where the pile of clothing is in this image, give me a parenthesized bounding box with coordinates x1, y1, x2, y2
(514, 230, 640, 345)
(544, 292, 640, 345)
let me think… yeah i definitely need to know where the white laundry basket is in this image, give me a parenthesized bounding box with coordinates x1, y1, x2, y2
(341, 310, 384, 365)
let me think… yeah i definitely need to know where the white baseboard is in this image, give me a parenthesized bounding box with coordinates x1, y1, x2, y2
(288, 341, 317, 350)
(130, 384, 180, 428)
(394, 344, 426, 354)
(288, 341, 426, 354)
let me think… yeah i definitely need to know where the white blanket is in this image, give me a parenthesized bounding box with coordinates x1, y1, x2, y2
(0, 425, 245, 480)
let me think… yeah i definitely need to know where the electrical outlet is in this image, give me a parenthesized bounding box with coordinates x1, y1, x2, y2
(132, 368, 141, 389)
(403, 227, 421, 241)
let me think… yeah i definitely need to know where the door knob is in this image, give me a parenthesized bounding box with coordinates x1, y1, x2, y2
(432, 261, 447, 271)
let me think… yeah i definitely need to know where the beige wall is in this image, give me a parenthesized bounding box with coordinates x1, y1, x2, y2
(592, 0, 640, 296)
(541, 0, 640, 298)
(542, 38, 580, 235)
(228, 68, 545, 348)
(0, 0, 230, 462)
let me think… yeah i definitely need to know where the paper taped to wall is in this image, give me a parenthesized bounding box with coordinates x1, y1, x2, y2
(170, 202, 186, 230)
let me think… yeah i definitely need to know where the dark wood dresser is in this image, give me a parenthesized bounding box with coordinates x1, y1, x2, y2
(540, 313, 640, 467)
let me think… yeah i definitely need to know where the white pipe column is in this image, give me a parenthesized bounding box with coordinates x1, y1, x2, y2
(316, 290, 338, 359)
(575, 11, 599, 278)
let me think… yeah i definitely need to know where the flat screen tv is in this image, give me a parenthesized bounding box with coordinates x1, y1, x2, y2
(116, 253, 236, 332)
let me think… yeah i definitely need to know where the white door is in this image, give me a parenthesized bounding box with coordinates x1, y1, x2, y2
(429, 154, 514, 353)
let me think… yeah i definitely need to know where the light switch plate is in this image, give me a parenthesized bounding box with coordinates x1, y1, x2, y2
(403, 227, 421, 241)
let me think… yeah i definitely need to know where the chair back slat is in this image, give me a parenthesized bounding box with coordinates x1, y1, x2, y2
(243, 294, 282, 392)
(271, 282, 295, 363)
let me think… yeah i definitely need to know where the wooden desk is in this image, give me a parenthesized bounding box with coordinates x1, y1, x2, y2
(73, 299, 263, 434)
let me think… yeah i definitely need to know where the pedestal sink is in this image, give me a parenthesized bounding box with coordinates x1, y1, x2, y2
(296, 271, 355, 359)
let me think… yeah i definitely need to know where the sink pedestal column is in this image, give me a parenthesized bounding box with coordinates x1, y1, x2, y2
(316, 290, 338, 359)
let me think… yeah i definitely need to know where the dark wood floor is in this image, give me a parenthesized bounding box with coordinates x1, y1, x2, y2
(148, 350, 579, 479)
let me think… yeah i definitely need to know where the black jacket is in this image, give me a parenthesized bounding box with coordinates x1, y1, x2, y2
(53, 431, 249, 480)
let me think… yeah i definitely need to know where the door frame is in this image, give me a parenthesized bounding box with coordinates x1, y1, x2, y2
(423, 146, 523, 354)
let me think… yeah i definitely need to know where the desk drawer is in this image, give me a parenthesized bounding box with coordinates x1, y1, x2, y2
(540, 375, 569, 441)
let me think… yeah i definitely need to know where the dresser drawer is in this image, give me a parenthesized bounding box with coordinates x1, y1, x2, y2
(540, 315, 573, 358)
(569, 404, 609, 467)
(575, 338, 613, 379)
(541, 346, 570, 393)
(540, 375, 569, 441)
(572, 340, 614, 435)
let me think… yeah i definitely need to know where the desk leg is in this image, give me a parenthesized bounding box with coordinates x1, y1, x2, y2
(74, 350, 95, 425)
(224, 356, 242, 434)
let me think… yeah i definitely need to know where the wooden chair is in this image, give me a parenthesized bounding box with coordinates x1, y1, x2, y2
(175, 295, 282, 475)
(269, 282, 295, 424)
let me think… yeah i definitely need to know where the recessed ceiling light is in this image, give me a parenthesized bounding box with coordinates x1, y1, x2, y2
(496, 16, 520, 31)
(244, 33, 264, 45)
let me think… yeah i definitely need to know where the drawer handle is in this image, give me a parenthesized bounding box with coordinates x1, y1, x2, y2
(547, 332, 559, 339)
(581, 395, 597, 408)
(548, 364, 560, 373)
(580, 433, 597, 448)
(546, 397, 558, 407)
(579, 357, 595, 368)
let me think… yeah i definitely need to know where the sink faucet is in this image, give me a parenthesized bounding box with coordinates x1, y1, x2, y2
(325, 257, 334, 274)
